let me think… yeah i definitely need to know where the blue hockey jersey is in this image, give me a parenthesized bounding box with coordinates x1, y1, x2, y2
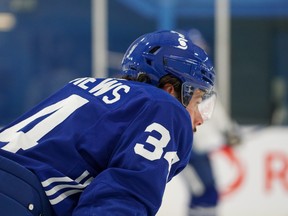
(0, 77, 193, 215)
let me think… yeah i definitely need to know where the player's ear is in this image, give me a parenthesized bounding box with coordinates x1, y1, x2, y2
(162, 83, 176, 97)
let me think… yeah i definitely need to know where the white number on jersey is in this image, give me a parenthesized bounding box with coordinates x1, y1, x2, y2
(0, 94, 88, 153)
(134, 122, 179, 175)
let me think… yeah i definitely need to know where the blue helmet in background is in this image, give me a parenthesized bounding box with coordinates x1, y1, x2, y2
(121, 30, 216, 94)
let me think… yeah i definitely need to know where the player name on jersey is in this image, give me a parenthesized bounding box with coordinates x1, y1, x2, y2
(70, 77, 131, 104)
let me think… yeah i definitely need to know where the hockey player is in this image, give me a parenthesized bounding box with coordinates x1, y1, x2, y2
(0, 30, 216, 215)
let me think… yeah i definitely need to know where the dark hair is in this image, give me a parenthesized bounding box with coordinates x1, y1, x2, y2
(122, 73, 182, 101)
(158, 74, 182, 101)
(121, 73, 152, 84)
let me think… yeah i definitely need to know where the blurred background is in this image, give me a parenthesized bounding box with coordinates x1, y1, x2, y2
(0, 0, 288, 215)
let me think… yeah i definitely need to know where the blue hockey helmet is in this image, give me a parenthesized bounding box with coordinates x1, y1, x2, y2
(121, 30, 215, 90)
(121, 30, 216, 118)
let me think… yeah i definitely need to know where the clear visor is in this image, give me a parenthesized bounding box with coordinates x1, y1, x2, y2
(182, 82, 217, 121)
